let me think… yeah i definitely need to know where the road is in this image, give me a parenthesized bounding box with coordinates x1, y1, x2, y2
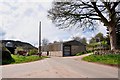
(2, 54, 118, 78)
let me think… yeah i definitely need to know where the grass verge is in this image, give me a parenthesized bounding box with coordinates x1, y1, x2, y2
(75, 52, 88, 56)
(82, 54, 120, 67)
(9, 55, 48, 64)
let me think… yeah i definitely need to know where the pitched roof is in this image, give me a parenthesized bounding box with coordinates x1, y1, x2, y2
(63, 40, 85, 46)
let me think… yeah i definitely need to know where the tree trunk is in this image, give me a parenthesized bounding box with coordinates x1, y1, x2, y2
(109, 26, 117, 50)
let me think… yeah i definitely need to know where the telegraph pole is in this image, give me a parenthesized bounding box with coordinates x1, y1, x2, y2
(38, 21, 41, 56)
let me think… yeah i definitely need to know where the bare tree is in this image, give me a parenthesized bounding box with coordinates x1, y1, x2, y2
(42, 38, 49, 46)
(73, 36, 81, 41)
(48, 0, 120, 50)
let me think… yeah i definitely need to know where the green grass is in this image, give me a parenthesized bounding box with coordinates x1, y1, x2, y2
(10, 55, 48, 64)
(75, 52, 87, 56)
(82, 54, 120, 66)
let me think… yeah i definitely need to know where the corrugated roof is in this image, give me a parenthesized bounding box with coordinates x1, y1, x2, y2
(63, 40, 85, 46)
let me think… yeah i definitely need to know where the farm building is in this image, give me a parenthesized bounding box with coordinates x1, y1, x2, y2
(41, 40, 86, 57)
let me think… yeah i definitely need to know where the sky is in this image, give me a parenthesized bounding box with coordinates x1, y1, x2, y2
(0, 0, 107, 47)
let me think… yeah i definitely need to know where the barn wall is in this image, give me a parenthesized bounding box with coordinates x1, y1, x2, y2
(41, 43, 63, 57)
(71, 45, 86, 55)
(48, 43, 62, 51)
(41, 52, 47, 56)
(41, 45, 49, 52)
(48, 43, 63, 57)
(41, 40, 86, 57)
(41, 43, 62, 52)
(49, 51, 63, 57)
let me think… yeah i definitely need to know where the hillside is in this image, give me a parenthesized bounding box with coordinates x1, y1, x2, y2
(0, 40, 37, 50)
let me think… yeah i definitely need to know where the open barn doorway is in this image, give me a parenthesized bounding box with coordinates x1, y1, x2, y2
(63, 45, 71, 56)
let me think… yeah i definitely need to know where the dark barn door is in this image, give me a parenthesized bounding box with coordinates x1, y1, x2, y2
(63, 45, 71, 56)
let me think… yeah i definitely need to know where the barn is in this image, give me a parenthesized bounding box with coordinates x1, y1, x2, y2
(41, 40, 86, 57)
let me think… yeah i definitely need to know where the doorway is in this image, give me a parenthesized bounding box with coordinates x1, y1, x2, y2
(63, 45, 71, 56)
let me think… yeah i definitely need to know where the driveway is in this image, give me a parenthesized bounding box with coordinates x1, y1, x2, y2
(2, 54, 118, 78)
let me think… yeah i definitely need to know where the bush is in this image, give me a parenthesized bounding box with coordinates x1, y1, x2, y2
(28, 49, 38, 55)
(2, 50, 15, 65)
(2, 47, 8, 51)
(86, 50, 93, 53)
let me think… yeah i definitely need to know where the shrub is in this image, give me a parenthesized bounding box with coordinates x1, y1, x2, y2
(2, 50, 15, 65)
(28, 49, 38, 55)
(86, 50, 93, 53)
(2, 47, 8, 51)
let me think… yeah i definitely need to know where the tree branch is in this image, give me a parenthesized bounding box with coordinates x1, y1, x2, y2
(81, 2, 94, 8)
(111, 1, 120, 11)
(91, 2, 109, 26)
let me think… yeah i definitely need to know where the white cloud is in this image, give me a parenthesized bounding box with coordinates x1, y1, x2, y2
(1, 0, 71, 47)
(0, 0, 107, 47)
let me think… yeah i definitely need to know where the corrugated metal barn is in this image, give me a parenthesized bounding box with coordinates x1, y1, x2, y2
(41, 40, 86, 57)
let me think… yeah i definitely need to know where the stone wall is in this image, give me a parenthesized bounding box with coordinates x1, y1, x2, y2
(41, 43, 62, 52)
(49, 51, 62, 57)
(94, 50, 120, 55)
(42, 51, 63, 57)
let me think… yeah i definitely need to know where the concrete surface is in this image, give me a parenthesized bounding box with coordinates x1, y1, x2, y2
(1, 54, 118, 78)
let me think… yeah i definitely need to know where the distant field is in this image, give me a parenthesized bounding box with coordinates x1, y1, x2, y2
(82, 54, 120, 67)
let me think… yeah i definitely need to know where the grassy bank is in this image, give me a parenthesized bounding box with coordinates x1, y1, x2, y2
(3, 55, 49, 65)
(75, 52, 87, 56)
(82, 54, 120, 67)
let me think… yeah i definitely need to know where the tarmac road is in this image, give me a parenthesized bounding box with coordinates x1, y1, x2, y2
(2, 54, 118, 78)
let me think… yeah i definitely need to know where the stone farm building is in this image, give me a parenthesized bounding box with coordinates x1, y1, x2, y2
(41, 40, 86, 57)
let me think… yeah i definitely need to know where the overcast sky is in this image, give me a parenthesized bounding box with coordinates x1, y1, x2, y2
(0, 0, 107, 47)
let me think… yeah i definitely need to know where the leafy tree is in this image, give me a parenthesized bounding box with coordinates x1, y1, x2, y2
(73, 36, 87, 44)
(89, 33, 110, 50)
(48, 0, 120, 50)
(95, 32, 104, 42)
(89, 37, 96, 43)
(28, 49, 38, 55)
(81, 37, 87, 45)
(89, 32, 107, 43)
